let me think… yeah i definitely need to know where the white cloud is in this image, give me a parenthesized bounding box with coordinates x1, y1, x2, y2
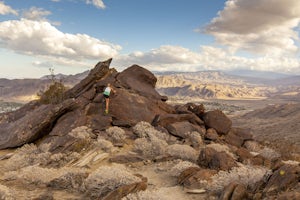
(22, 7, 51, 21)
(0, 1, 18, 15)
(114, 45, 300, 74)
(203, 0, 300, 56)
(114, 45, 202, 71)
(0, 18, 121, 64)
(86, 0, 106, 9)
(32, 60, 53, 68)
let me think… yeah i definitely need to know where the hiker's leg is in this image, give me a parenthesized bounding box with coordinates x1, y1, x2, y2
(105, 98, 109, 111)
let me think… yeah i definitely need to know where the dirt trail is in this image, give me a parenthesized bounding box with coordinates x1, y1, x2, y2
(129, 161, 206, 200)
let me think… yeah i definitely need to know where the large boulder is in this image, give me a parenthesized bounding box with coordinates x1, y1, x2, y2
(220, 182, 248, 200)
(263, 164, 300, 195)
(0, 99, 77, 149)
(197, 147, 237, 171)
(116, 64, 163, 100)
(225, 128, 253, 147)
(203, 110, 232, 135)
(165, 121, 205, 138)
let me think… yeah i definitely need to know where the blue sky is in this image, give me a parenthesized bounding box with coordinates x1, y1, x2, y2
(1, 0, 300, 78)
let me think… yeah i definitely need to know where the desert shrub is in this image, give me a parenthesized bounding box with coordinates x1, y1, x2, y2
(85, 164, 141, 198)
(244, 141, 280, 161)
(123, 186, 190, 200)
(2, 165, 87, 186)
(0, 184, 15, 200)
(95, 138, 114, 152)
(244, 141, 262, 152)
(3, 165, 61, 185)
(68, 126, 92, 140)
(4, 144, 80, 171)
(169, 160, 200, 177)
(208, 164, 272, 192)
(186, 131, 204, 149)
(68, 126, 94, 152)
(4, 144, 50, 171)
(133, 137, 168, 159)
(37, 81, 67, 104)
(132, 121, 153, 138)
(207, 143, 237, 160)
(106, 126, 126, 143)
(132, 121, 170, 142)
(166, 144, 198, 162)
(47, 170, 88, 191)
(45, 152, 80, 168)
(258, 147, 281, 161)
(122, 188, 174, 200)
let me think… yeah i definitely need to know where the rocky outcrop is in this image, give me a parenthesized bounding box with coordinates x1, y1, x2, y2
(0, 59, 174, 151)
(0, 59, 298, 200)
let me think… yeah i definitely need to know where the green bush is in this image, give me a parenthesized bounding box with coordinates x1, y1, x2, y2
(38, 81, 67, 104)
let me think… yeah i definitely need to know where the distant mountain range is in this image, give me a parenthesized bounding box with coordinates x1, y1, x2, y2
(155, 70, 300, 100)
(0, 69, 299, 103)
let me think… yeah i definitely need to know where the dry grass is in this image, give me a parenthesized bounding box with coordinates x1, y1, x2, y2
(186, 131, 204, 149)
(258, 147, 281, 161)
(166, 144, 199, 162)
(2, 165, 87, 186)
(122, 188, 175, 200)
(133, 137, 168, 159)
(106, 126, 127, 143)
(95, 138, 114, 152)
(68, 126, 92, 140)
(85, 164, 141, 198)
(208, 164, 271, 192)
(0, 184, 15, 200)
(4, 143, 80, 171)
(132, 121, 170, 142)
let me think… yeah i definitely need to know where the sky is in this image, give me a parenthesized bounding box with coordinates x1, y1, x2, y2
(1, 0, 300, 78)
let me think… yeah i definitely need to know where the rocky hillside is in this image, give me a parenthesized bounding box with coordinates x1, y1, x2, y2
(232, 103, 300, 162)
(0, 71, 87, 102)
(0, 59, 299, 200)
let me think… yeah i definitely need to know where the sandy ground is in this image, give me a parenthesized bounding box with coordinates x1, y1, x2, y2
(127, 160, 211, 200)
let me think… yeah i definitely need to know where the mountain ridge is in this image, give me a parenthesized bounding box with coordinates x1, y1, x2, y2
(0, 69, 299, 102)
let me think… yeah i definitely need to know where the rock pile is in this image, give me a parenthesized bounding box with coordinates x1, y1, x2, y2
(0, 59, 299, 199)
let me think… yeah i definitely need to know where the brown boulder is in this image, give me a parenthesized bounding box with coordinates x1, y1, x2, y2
(166, 121, 204, 138)
(116, 64, 162, 100)
(178, 167, 217, 190)
(263, 164, 300, 195)
(205, 128, 220, 141)
(225, 128, 253, 148)
(220, 182, 248, 200)
(0, 99, 77, 149)
(175, 103, 205, 117)
(198, 147, 237, 171)
(151, 113, 204, 128)
(203, 110, 232, 135)
(277, 191, 300, 200)
(236, 147, 253, 164)
(65, 58, 112, 98)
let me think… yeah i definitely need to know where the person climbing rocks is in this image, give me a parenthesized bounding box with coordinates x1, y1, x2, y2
(103, 83, 116, 114)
